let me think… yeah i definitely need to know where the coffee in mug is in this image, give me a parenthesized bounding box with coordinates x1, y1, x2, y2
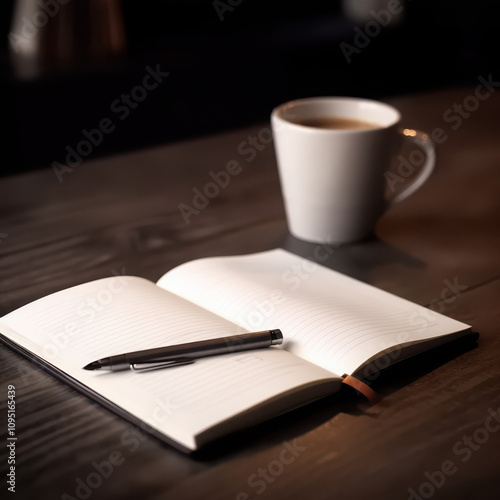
(290, 116, 381, 130)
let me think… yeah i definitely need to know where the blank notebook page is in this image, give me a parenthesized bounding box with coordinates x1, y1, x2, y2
(0, 276, 335, 450)
(158, 249, 470, 377)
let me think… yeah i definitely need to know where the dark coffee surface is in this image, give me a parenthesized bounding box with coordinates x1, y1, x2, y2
(295, 116, 381, 130)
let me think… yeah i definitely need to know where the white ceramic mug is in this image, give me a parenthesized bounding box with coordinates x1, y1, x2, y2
(271, 97, 435, 244)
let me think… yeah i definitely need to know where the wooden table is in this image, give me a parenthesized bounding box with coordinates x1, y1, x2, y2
(1, 88, 499, 499)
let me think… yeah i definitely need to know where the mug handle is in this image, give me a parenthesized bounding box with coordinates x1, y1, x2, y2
(387, 129, 436, 206)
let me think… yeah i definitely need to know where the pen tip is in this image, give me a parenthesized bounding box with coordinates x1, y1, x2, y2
(83, 361, 101, 370)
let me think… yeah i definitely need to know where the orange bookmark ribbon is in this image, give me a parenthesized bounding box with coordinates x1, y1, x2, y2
(342, 375, 381, 405)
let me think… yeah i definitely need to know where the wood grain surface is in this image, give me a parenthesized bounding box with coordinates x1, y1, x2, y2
(1, 88, 499, 500)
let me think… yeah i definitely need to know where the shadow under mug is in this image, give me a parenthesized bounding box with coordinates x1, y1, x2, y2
(271, 97, 435, 244)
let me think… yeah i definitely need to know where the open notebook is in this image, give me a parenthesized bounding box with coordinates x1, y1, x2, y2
(0, 249, 472, 452)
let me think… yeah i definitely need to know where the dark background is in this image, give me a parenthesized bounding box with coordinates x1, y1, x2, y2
(1, 0, 498, 175)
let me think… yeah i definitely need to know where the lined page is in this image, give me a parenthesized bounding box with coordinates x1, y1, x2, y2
(0, 276, 338, 450)
(157, 249, 470, 377)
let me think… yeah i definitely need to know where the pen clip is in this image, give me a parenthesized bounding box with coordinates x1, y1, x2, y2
(130, 357, 195, 372)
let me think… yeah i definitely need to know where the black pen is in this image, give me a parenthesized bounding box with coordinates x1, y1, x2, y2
(83, 329, 283, 372)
